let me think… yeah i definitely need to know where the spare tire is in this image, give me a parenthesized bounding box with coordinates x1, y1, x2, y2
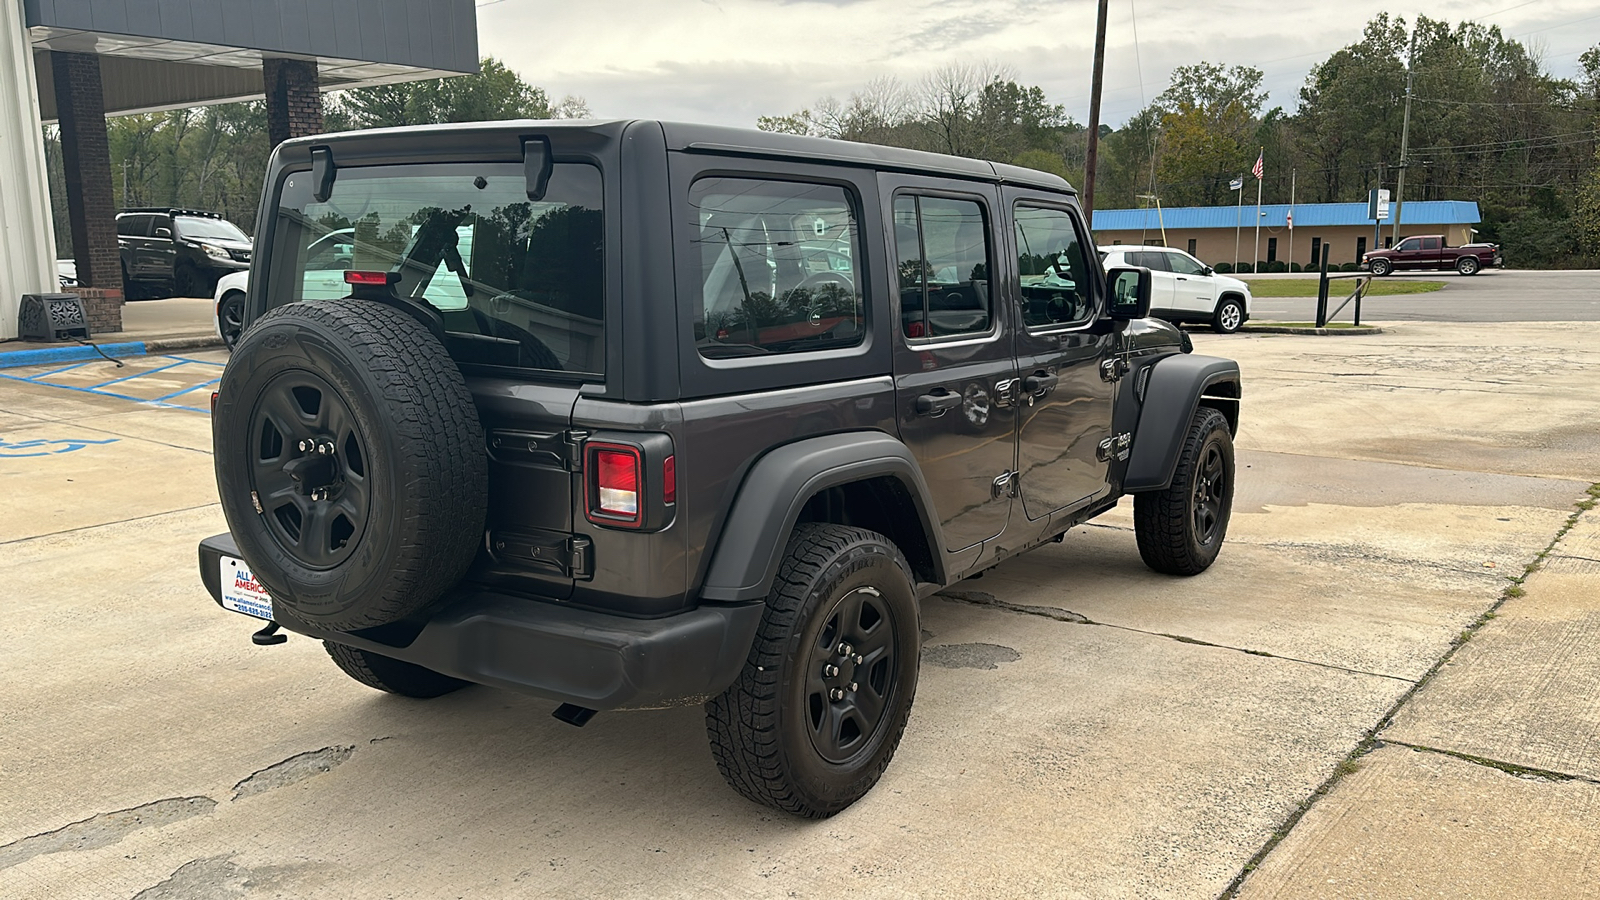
(213, 300, 487, 631)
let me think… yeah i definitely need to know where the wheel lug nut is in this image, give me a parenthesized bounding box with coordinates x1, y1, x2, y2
(838, 643, 852, 656)
(854, 655, 863, 664)
(849, 682, 858, 692)
(298, 439, 312, 452)
(829, 688, 844, 701)
(824, 664, 839, 677)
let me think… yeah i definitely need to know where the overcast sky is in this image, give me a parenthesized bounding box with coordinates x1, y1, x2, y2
(476, 0, 1599, 129)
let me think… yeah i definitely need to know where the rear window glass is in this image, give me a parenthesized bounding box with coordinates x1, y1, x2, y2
(688, 177, 866, 359)
(268, 162, 604, 375)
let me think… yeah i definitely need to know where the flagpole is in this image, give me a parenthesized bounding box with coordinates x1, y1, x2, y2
(1234, 179, 1242, 271)
(1252, 147, 1263, 272)
(1288, 168, 1296, 271)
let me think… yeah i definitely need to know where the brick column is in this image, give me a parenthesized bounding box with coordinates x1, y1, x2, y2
(51, 51, 123, 333)
(264, 58, 325, 150)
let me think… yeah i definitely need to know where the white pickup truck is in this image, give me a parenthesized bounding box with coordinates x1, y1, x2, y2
(1100, 245, 1253, 334)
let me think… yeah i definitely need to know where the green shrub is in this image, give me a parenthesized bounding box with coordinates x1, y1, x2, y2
(1289, 261, 1302, 272)
(1340, 262, 1359, 272)
(1214, 262, 1233, 274)
(1268, 260, 1287, 273)
(1235, 262, 1253, 273)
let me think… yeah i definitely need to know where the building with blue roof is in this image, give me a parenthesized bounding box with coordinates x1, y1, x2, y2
(1092, 200, 1482, 268)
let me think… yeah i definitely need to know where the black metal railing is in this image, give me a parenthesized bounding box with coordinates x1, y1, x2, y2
(1314, 243, 1371, 328)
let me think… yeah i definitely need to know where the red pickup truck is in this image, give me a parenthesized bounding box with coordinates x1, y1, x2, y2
(1362, 234, 1503, 276)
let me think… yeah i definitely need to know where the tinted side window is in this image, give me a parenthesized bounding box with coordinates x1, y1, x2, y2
(116, 215, 150, 237)
(1165, 252, 1206, 276)
(1421, 237, 1441, 250)
(151, 215, 173, 237)
(1134, 251, 1169, 271)
(1396, 238, 1419, 252)
(896, 194, 992, 339)
(690, 177, 865, 359)
(1014, 203, 1095, 329)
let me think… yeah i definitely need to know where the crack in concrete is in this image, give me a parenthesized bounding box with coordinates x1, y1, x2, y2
(232, 746, 354, 801)
(1383, 740, 1600, 787)
(1549, 552, 1600, 565)
(1220, 484, 1600, 899)
(0, 796, 216, 870)
(0, 503, 222, 547)
(936, 590, 1416, 684)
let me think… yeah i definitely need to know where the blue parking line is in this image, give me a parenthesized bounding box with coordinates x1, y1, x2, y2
(0, 341, 148, 369)
(90, 360, 186, 389)
(164, 355, 226, 367)
(24, 361, 96, 381)
(152, 377, 222, 402)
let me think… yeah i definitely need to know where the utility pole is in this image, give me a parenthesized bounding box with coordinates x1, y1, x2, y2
(1391, 33, 1416, 247)
(1288, 168, 1296, 270)
(1082, 0, 1110, 229)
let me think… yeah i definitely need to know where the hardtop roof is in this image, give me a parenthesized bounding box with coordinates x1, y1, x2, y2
(279, 119, 1076, 196)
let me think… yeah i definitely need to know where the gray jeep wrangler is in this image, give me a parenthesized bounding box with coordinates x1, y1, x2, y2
(198, 120, 1241, 818)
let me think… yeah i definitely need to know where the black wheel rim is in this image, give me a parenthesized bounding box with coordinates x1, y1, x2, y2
(248, 371, 372, 569)
(220, 296, 244, 347)
(805, 585, 899, 764)
(1191, 441, 1226, 546)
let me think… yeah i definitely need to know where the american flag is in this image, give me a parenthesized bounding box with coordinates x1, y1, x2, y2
(1252, 151, 1264, 180)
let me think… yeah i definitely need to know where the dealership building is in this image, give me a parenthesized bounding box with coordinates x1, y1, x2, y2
(0, 0, 478, 340)
(1092, 200, 1484, 269)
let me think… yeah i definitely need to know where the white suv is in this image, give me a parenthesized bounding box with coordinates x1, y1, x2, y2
(1099, 246, 1252, 334)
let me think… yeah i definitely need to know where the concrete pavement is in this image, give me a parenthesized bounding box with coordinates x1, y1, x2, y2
(1, 321, 1598, 898)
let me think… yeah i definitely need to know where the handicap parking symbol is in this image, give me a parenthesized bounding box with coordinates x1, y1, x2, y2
(0, 437, 119, 457)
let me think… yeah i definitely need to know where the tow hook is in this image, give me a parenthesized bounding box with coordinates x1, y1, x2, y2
(251, 620, 288, 646)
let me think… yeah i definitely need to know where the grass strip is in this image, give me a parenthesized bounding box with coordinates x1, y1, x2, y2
(1244, 278, 1446, 297)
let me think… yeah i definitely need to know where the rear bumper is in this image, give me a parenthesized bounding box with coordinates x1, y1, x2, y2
(198, 533, 763, 711)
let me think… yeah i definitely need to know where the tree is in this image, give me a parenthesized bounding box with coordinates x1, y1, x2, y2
(330, 57, 586, 129)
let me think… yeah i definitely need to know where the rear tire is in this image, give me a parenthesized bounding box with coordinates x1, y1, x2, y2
(706, 523, 920, 818)
(1456, 256, 1480, 276)
(175, 262, 210, 298)
(218, 290, 246, 349)
(1134, 407, 1234, 576)
(324, 641, 468, 698)
(1369, 258, 1392, 276)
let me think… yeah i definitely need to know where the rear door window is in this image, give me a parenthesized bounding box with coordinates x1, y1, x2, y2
(268, 162, 605, 376)
(688, 177, 866, 359)
(117, 215, 151, 237)
(895, 195, 993, 339)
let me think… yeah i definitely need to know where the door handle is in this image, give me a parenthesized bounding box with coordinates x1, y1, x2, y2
(915, 390, 962, 415)
(1176, 276, 1188, 280)
(1022, 371, 1059, 393)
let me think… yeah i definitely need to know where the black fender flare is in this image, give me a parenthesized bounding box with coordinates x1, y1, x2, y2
(699, 432, 945, 603)
(1124, 354, 1241, 492)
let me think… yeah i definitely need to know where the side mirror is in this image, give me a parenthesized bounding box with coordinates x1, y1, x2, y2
(154, 227, 172, 238)
(1201, 265, 1215, 276)
(1106, 266, 1151, 320)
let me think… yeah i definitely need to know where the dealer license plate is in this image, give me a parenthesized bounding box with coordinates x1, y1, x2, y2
(219, 555, 274, 620)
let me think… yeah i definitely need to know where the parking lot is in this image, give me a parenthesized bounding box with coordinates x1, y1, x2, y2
(4, 309, 1600, 897)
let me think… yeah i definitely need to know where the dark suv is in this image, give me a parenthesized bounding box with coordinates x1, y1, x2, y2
(198, 121, 1242, 817)
(116, 207, 252, 298)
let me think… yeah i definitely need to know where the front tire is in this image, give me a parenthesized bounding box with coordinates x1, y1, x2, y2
(324, 642, 468, 698)
(706, 524, 920, 818)
(1212, 298, 1244, 334)
(1368, 258, 1392, 276)
(1134, 407, 1234, 575)
(1456, 256, 1480, 276)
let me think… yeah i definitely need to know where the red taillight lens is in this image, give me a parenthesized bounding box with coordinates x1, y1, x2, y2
(662, 456, 676, 505)
(595, 445, 636, 518)
(344, 270, 395, 285)
(211, 391, 219, 413)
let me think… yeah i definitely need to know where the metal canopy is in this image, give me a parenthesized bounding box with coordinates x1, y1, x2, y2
(25, 0, 478, 119)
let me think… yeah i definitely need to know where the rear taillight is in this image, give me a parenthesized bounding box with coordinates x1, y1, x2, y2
(586, 443, 643, 526)
(344, 270, 396, 286)
(663, 456, 676, 505)
(211, 391, 219, 413)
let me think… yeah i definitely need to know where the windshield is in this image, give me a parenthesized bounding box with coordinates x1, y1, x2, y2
(267, 162, 605, 375)
(176, 216, 249, 242)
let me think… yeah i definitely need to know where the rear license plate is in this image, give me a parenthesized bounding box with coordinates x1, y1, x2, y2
(220, 555, 274, 620)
